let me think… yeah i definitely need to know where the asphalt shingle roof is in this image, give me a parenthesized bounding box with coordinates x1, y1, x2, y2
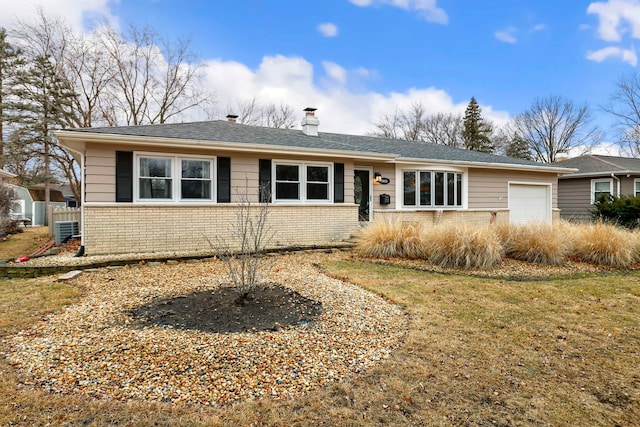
(64, 120, 567, 170)
(555, 155, 640, 176)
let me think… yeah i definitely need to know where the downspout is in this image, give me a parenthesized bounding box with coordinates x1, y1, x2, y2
(75, 152, 86, 257)
(611, 173, 621, 197)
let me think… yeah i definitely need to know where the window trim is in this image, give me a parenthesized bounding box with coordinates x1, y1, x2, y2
(272, 160, 333, 203)
(591, 178, 613, 204)
(133, 152, 217, 203)
(401, 168, 464, 209)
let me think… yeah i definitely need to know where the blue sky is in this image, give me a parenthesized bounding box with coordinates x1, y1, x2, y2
(1, 0, 639, 150)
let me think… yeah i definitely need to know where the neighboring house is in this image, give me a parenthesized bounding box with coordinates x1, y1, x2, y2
(555, 154, 640, 221)
(0, 169, 15, 184)
(55, 109, 575, 255)
(8, 185, 67, 226)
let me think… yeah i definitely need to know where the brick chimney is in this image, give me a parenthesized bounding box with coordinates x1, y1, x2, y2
(226, 114, 238, 123)
(301, 107, 319, 136)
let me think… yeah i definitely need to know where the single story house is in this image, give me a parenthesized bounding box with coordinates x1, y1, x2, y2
(556, 154, 640, 221)
(8, 185, 67, 226)
(55, 109, 575, 255)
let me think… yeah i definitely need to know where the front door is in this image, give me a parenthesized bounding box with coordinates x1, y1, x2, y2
(354, 169, 372, 222)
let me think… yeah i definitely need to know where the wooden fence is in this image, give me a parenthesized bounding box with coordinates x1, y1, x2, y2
(47, 206, 81, 238)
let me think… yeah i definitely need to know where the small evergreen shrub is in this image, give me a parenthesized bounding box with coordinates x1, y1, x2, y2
(421, 223, 503, 269)
(355, 219, 425, 259)
(496, 222, 571, 266)
(572, 222, 640, 268)
(592, 195, 640, 229)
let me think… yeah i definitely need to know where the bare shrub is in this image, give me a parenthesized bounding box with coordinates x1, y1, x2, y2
(211, 181, 274, 305)
(355, 219, 424, 258)
(422, 223, 503, 269)
(571, 221, 640, 268)
(497, 222, 570, 265)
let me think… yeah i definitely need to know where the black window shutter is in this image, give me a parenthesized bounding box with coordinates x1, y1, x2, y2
(115, 151, 133, 202)
(259, 159, 272, 202)
(217, 157, 231, 203)
(334, 162, 345, 203)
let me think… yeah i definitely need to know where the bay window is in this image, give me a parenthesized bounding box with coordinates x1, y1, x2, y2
(403, 169, 463, 208)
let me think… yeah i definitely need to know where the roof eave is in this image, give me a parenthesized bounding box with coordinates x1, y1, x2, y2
(54, 130, 397, 162)
(559, 170, 640, 179)
(395, 157, 577, 174)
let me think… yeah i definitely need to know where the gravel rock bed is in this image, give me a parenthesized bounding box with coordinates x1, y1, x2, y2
(4, 253, 407, 406)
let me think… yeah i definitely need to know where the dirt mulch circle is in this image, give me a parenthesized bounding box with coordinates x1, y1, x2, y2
(129, 284, 323, 334)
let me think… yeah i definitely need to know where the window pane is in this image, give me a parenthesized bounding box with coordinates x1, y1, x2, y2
(276, 164, 299, 181)
(181, 180, 211, 199)
(447, 173, 455, 205)
(434, 172, 444, 206)
(140, 158, 171, 178)
(307, 183, 329, 200)
(594, 181, 610, 192)
(140, 178, 172, 199)
(182, 160, 210, 179)
(456, 174, 462, 206)
(307, 166, 328, 182)
(403, 171, 416, 206)
(276, 182, 299, 199)
(419, 172, 431, 206)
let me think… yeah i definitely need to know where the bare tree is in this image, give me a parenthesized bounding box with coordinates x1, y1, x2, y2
(370, 102, 467, 147)
(0, 183, 17, 234)
(513, 95, 600, 163)
(604, 72, 640, 157)
(422, 112, 464, 147)
(369, 102, 427, 141)
(262, 102, 296, 129)
(95, 23, 213, 125)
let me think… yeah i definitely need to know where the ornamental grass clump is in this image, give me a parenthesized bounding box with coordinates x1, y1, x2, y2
(421, 223, 503, 269)
(571, 221, 640, 268)
(355, 219, 424, 258)
(497, 222, 570, 266)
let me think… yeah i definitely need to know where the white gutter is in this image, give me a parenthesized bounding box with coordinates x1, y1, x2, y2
(559, 170, 640, 179)
(395, 156, 577, 174)
(612, 172, 621, 197)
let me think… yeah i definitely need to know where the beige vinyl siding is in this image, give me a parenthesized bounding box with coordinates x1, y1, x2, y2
(557, 177, 592, 220)
(85, 144, 116, 202)
(364, 163, 395, 211)
(84, 143, 356, 204)
(467, 168, 558, 210)
(620, 176, 640, 196)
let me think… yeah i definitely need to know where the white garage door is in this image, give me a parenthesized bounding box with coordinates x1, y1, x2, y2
(509, 184, 551, 224)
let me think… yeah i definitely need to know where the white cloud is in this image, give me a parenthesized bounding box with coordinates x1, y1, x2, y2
(586, 45, 638, 65)
(322, 61, 347, 84)
(317, 22, 338, 37)
(587, 0, 640, 42)
(0, 0, 118, 30)
(495, 27, 518, 44)
(201, 55, 510, 135)
(530, 23, 546, 32)
(349, 0, 448, 24)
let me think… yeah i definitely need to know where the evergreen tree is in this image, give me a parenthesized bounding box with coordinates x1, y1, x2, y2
(462, 96, 494, 153)
(9, 54, 76, 215)
(505, 134, 532, 160)
(0, 27, 25, 165)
